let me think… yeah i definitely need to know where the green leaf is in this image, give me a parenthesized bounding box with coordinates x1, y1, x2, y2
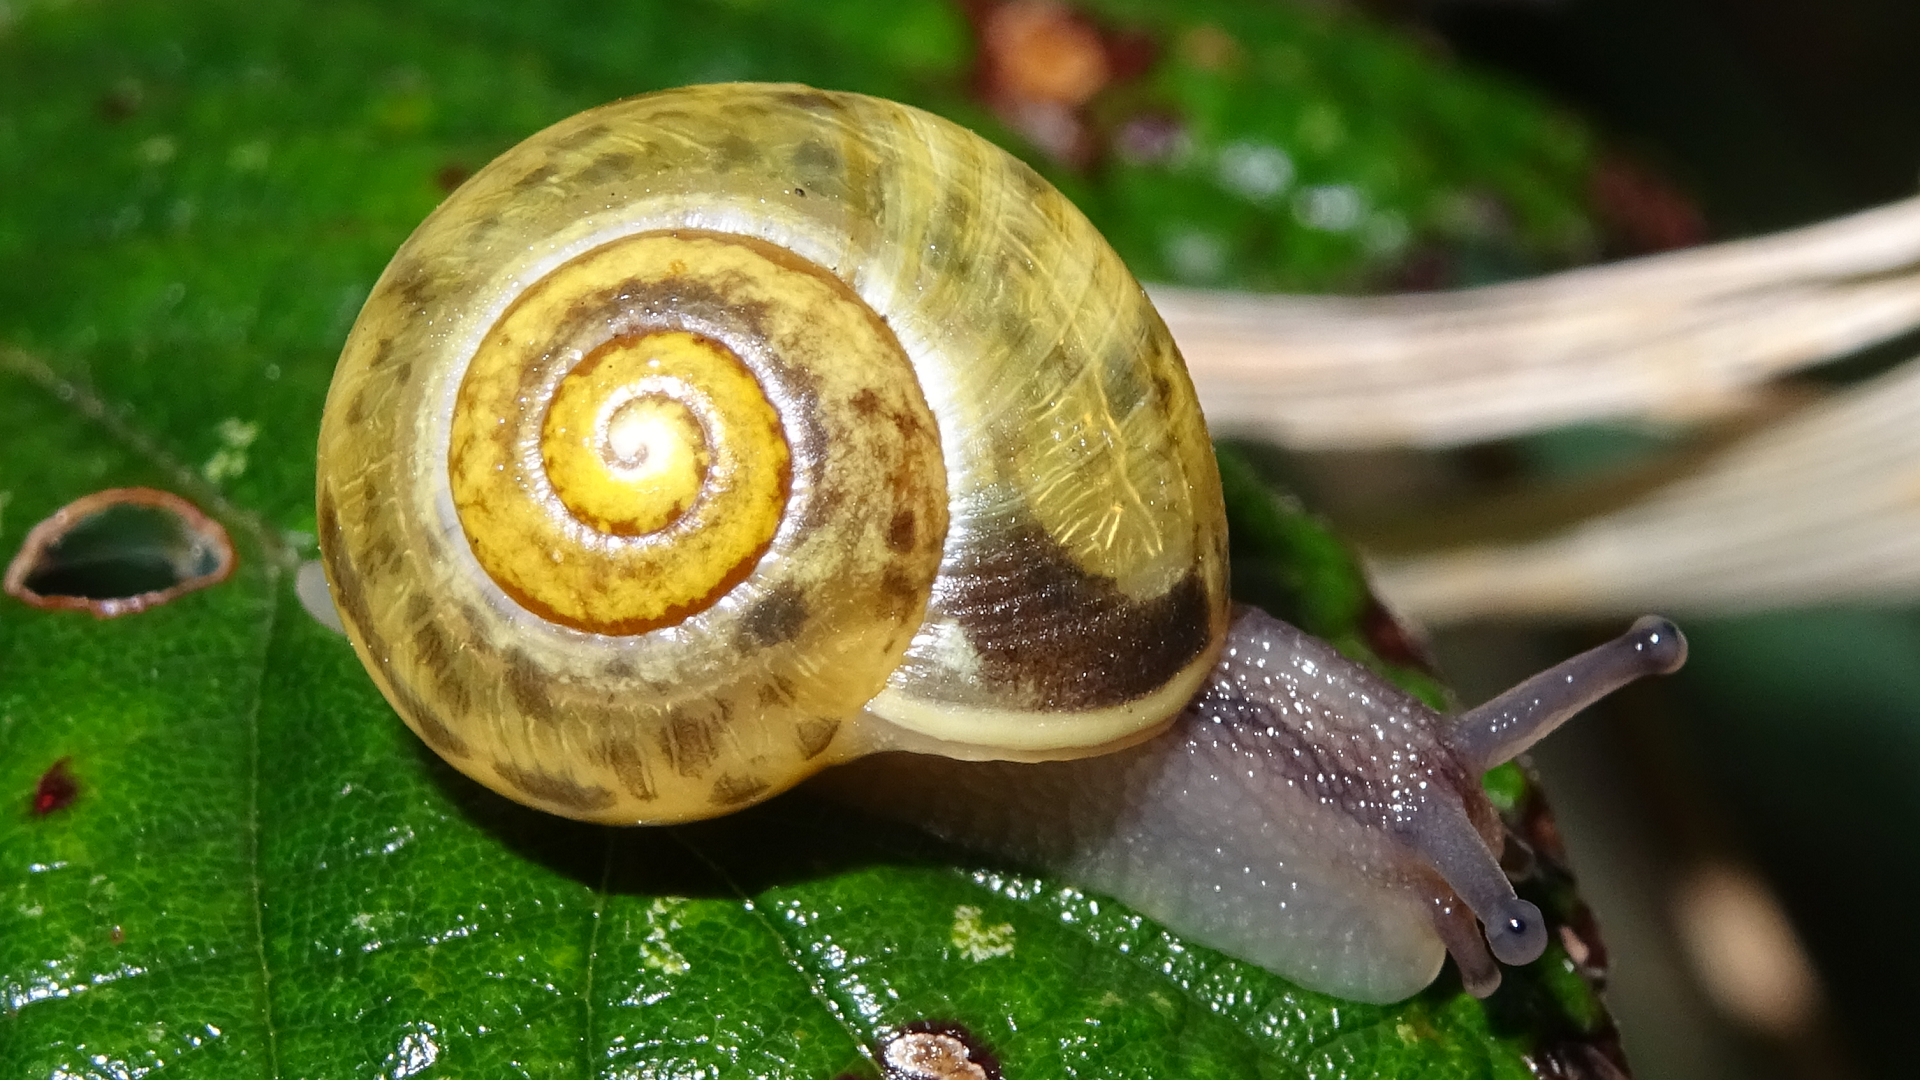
(1, 1, 1616, 1075)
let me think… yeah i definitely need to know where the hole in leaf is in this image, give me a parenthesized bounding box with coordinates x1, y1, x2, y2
(4, 488, 235, 618)
(32, 758, 78, 816)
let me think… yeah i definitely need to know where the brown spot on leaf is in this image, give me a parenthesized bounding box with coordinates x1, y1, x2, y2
(5, 488, 235, 618)
(1591, 153, 1707, 256)
(982, 1, 1110, 108)
(434, 162, 471, 193)
(31, 758, 78, 816)
(878, 1023, 1002, 1080)
(1104, 26, 1157, 81)
(98, 81, 143, 123)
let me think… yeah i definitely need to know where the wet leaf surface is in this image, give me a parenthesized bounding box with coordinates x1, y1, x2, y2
(1, 1, 1617, 1075)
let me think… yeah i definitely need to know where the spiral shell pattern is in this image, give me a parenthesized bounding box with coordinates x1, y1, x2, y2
(317, 84, 1228, 823)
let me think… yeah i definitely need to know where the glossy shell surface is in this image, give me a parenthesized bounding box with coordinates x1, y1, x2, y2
(316, 84, 1229, 823)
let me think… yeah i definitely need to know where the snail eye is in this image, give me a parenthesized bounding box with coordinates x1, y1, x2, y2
(1484, 897, 1547, 966)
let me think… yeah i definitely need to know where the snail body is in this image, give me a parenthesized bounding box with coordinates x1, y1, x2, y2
(316, 84, 1683, 1004)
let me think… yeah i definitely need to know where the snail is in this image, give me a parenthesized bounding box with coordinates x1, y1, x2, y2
(314, 83, 1685, 1005)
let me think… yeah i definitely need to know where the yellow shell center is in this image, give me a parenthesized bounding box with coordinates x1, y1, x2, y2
(452, 312, 791, 635)
(540, 333, 742, 537)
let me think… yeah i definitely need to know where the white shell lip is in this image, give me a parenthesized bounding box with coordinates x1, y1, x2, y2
(862, 639, 1221, 756)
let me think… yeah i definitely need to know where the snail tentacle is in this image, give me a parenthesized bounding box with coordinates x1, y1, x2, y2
(1401, 787, 1546, 978)
(1427, 893, 1503, 999)
(1446, 615, 1687, 772)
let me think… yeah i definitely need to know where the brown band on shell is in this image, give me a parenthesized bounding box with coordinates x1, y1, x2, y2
(317, 490, 374, 644)
(388, 681, 472, 761)
(594, 739, 658, 802)
(710, 773, 771, 807)
(936, 520, 1214, 711)
(657, 713, 723, 779)
(492, 760, 616, 814)
(795, 717, 841, 759)
(320, 482, 474, 760)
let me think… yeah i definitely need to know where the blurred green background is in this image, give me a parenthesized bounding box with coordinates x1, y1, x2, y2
(1379, 3, 1920, 1080)
(4, 0, 1918, 1077)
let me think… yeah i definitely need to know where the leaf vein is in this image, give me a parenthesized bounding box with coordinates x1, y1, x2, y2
(243, 572, 286, 1077)
(667, 832, 874, 1061)
(583, 828, 612, 1080)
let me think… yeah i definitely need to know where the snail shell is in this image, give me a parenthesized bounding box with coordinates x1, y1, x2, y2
(316, 83, 1227, 824)
(317, 83, 1686, 1004)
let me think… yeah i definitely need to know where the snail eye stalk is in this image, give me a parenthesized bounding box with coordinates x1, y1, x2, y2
(1444, 616, 1686, 772)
